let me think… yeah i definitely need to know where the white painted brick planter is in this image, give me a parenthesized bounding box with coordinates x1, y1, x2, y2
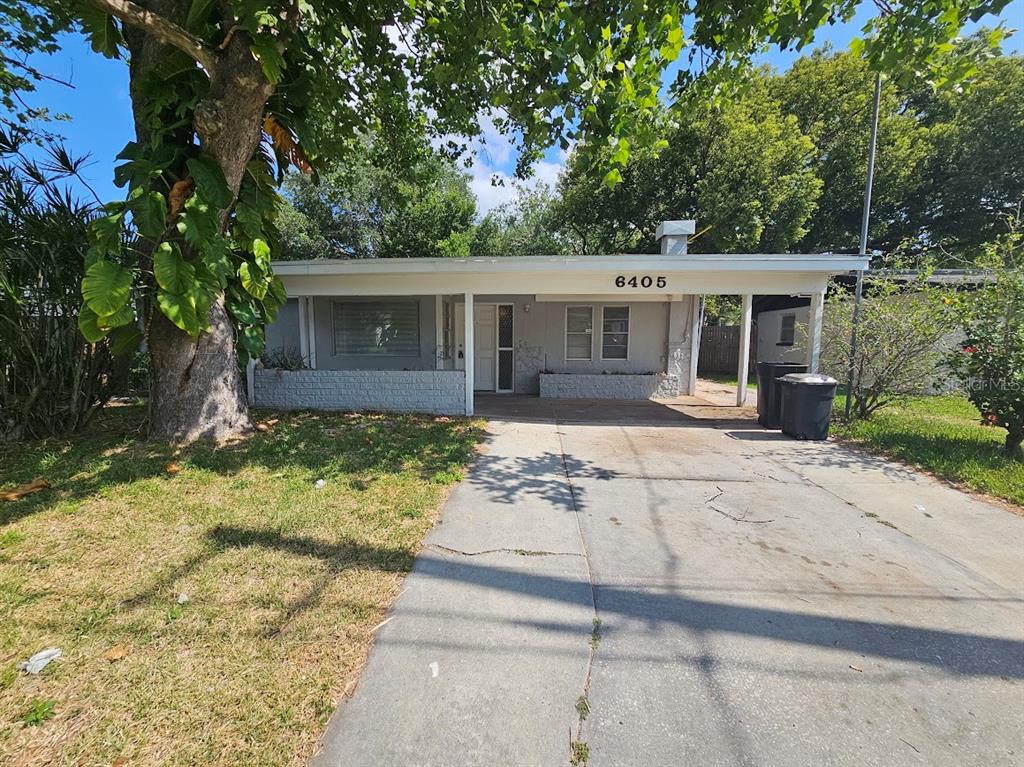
(539, 373, 681, 400)
(253, 369, 465, 415)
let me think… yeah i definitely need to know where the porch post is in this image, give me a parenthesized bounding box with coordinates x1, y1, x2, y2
(434, 295, 444, 370)
(806, 289, 825, 373)
(736, 294, 752, 406)
(305, 297, 317, 369)
(463, 293, 474, 415)
(245, 356, 256, 405)
(687, 295, 702, 395)
(297, 296, 309, 364)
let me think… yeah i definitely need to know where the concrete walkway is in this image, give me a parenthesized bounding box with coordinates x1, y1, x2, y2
(311, 397, 1024, 767)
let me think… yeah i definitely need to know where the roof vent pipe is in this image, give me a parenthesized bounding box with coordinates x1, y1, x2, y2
(655, 220, 696, 255)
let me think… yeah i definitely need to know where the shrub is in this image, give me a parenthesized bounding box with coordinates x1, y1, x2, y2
(945, 220, 1024, 460)
(820, 269, 952, 420)
(0, 132, 134, 440)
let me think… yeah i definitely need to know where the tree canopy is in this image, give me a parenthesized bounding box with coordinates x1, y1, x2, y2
(551, 71, 822, 254)
(278, 141, 478, 260)
(3, 0, 1012, 439)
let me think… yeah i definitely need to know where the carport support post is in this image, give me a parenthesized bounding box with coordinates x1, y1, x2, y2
(806, 290, 825, 373)
(736, 294, 752, 406)
(464, 293, 474, 415)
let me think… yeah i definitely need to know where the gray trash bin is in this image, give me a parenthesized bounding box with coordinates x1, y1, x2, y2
(756, 362, 807, 429)
(779, 373, 838, 440)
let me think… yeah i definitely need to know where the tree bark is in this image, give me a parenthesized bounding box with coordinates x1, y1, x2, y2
(148, 297, 252, 441)
(122, 2, 275, 442)
(1007, 429, 1023, 462)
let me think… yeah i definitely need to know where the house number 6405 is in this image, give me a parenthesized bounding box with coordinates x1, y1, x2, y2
(615, 275, 667, 288)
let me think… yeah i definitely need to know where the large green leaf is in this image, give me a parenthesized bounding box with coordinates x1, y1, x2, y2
(132, 191, 168, 239)
(252, 238, 271, 270)
(82, 259, 132, 318)
(187, 156, 234, 209)
(238, 261, 268, 299)
(87, 209, 124, 256)
(238, 325, 265, 357)
(109, 325, 143, 357)
(157, 289, 200, 336)
(97, 302, 134, 331)
(78, 7, 123, 57)
(78, 305, 104, 343)
(153, 242, 196, 294)
(177, 197, 219, 247)
(200, 236, 234, 287)
(268, 274, 287, 304)
(228, 296, 261, 325)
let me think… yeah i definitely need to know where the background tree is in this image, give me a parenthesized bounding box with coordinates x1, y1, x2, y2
(772, 49, 932, 255)
(10, 0, 1009, 441)
(551, 74, 822, 254)
(278, 143, 478, 260)
(945, 218, 1024, 459)
(471, 185, 569, 257)
(917, 53, 1024, 258)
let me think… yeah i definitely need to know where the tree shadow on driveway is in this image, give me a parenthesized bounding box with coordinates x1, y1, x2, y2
(205, 525, 1024, 680)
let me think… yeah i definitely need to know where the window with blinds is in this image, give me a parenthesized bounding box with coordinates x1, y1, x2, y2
(565, 306, 593, 360)
(332, 300, 420, 356)
(601, 306, 629, 360)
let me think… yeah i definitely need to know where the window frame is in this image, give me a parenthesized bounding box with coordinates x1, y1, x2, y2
(564, 305, 594, 361)
(331, 298, 421, 357)
(600, 305, 630, 361)
(778, 313, 796, 347)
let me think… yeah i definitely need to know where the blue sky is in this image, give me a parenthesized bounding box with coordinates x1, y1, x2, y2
(16, 0, 1024, 213)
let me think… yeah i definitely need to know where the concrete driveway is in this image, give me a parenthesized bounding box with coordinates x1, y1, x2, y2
(312, 396, 1024, 767)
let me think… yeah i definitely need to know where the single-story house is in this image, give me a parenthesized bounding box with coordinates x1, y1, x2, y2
(251, 220, 868, 415)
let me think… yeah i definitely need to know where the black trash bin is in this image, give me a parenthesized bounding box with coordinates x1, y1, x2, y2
(756, 362, 807, 428)
(779, 373, 839, 440)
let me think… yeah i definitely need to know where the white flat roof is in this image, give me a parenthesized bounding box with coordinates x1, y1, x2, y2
(273, 253, 869, 275)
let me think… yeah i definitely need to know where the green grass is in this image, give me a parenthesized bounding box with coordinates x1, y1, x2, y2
(831, 394, 1024, 506)
(0, 406, 483, 766)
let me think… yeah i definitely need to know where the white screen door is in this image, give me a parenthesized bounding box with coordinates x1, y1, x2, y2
(473, 304, 497, 390)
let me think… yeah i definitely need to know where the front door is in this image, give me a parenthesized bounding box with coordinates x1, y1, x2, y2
(474, 304, 497, 391)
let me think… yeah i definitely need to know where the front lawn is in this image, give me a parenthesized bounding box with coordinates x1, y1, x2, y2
(831, 394, 1024, 507)
(0, 407, 483, 766)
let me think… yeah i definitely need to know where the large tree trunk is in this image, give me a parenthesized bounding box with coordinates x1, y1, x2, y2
(124, 2, 275, 442)
(148, 298, 252, 441)
(1007, 429, 1024, 462)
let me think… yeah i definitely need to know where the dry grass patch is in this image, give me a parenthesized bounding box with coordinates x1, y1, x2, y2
(0, 407, 483, 766)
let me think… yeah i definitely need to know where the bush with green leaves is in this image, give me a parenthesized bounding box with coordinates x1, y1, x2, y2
(819, 270, 953, 420)
(0, 133, 132, 439)
(945, 221, 1024, 459)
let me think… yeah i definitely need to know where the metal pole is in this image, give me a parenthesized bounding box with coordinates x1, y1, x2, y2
(844, 70, 882, 421)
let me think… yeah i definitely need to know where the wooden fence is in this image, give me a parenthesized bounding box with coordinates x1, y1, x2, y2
(697, 324, 756, 374)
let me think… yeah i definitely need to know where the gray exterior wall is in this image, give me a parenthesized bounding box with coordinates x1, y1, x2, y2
(262, 293, 698, 400)
(539, 373, 682, 399)
(469, 295, 680, 394)
(756, 306, 808, 365)
(265, 297, 302, 359)
(252, 369, 464, 415)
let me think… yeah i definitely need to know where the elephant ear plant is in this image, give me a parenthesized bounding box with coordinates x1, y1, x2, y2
(9, 0, 1011, 443)
(945, 219, 1024, 460)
